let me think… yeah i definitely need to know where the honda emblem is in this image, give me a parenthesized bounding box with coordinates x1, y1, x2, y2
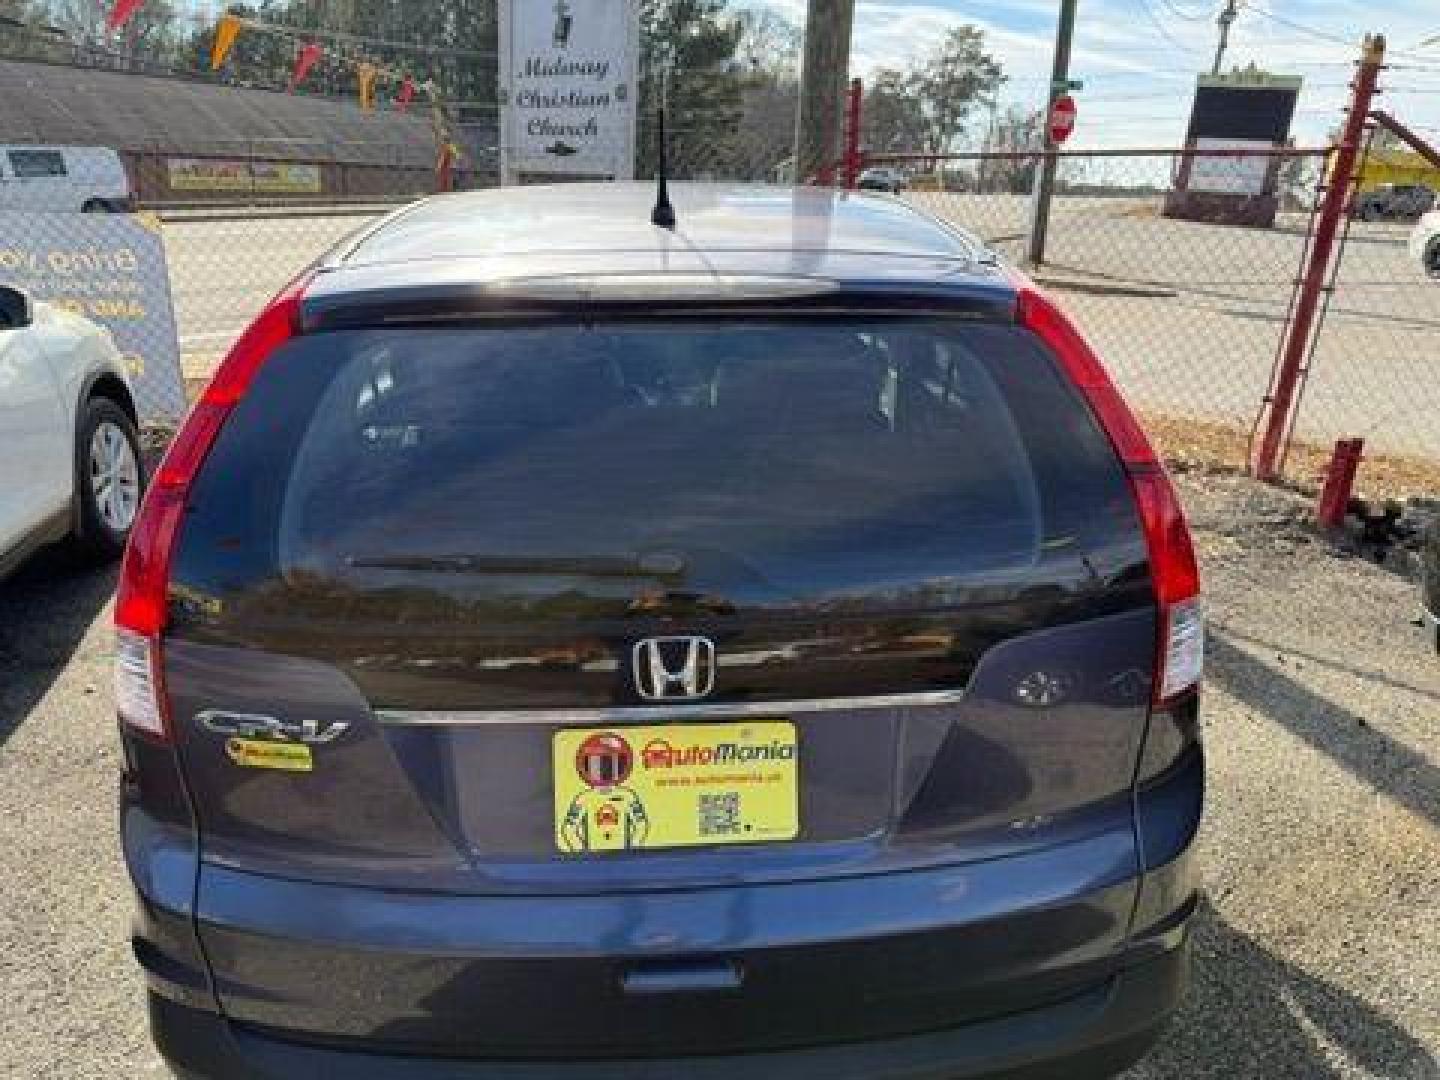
(632, 637, 716, 701)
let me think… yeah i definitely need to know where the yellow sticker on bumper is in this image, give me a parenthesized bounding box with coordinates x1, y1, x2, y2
(553, 721, 798, 854)
(226, 738, 313, 772)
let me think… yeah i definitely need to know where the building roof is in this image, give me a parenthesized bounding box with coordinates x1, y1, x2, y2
(0, 57, 436, 167)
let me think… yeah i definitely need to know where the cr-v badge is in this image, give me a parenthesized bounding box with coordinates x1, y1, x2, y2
(196, 710, 350, 744)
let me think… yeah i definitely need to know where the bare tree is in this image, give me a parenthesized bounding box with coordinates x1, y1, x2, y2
(732, 5, 798, 76)
(986, 103, 1040, 193)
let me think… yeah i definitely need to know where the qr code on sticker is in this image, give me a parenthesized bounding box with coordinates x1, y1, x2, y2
(698, 791, 742, 836)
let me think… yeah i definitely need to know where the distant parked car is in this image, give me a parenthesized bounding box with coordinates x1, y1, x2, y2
(0, 285, 143, 579)
(0, 145, 133, 214)
(1354, 183, 1435, 222)
(858, 166, 906, 193)
(1409, 210, 1440, 277)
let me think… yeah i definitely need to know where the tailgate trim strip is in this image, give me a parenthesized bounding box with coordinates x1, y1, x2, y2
(376, 689, 964, 727)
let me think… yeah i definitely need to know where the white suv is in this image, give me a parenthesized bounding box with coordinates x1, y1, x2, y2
(0, 285, 144, 578)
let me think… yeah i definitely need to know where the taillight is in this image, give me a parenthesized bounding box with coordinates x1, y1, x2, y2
(1017, 284, 1203, 706)
(114, 272, 311, 740)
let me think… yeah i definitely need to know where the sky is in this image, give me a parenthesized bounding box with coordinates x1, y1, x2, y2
(751, 0, 1440, 152)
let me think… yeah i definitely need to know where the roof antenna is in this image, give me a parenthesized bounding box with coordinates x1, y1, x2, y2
(651, 65, 676, 230)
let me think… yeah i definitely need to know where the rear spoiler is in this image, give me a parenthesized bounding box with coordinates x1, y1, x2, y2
(300, 262, 1019, 332)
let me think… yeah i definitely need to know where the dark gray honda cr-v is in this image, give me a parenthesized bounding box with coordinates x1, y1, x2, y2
(116, 183, 1203, 1079)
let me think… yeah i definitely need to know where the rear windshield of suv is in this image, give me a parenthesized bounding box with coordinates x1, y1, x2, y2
(175, 317, 1139, 618)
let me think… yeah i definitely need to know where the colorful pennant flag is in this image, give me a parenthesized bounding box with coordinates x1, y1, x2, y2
(357, 61, 378, 110)
(288, 42, 323, 92)
(396, 76, 415, 113)
(210, 13, 241, 70)
(106, 0, 145, 32)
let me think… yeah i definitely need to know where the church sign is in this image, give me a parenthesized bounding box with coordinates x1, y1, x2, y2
(499, 0, 639, 181)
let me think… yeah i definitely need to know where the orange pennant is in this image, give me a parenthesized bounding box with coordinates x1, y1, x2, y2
(210, 13, 241, 70)
(357, 62, 378, 110)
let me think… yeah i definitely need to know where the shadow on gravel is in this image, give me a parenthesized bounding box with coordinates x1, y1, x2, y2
(1138, 901, 1438, 1079)
(0, 548, 116, 747)
(1216, 623, 1440, 709)
(1206, 633, 1440, 831)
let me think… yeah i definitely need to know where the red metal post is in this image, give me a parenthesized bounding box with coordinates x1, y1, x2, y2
(842, 77, 864, 190)
(1251, 34, 1385, 481)
(1316, 438, 1364, 528)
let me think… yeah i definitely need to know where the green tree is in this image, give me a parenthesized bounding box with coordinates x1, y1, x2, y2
(636, 0, 744, 178)
(909, 25, 1004, 157)
(862, 67, 925, 154)
(39, 0, 184, 63)
(0, 0, 69, 62)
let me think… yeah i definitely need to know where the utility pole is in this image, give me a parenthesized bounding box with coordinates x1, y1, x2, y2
(1212, 0, 1238, 76)
(1025, 0, 1078, 265)
(794, 0, 856, 183)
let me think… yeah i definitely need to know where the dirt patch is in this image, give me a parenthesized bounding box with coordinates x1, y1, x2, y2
(1141, 409, 1440, 503)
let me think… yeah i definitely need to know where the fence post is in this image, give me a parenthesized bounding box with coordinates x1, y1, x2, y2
(1316, 438, 1364, 528)
(1251, 34, 1384, 481)
(842, 77, 863, 189)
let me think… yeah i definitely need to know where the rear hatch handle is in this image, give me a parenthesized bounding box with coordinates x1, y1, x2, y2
(621, 958, 743, 996)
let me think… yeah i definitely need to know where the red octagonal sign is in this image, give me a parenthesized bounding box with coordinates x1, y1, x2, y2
(1049, 94, 1077, 145)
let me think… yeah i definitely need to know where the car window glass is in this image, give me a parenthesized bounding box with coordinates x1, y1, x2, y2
(8, 150, 66, 178)
(276, 322, 1044, 600)
(176, 319, 1138, 617)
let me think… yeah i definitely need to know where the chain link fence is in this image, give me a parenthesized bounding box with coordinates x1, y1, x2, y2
(874, 148, 1440, 495)
(1291, 149, 1440, 473)
(3, 105, 1438, 500)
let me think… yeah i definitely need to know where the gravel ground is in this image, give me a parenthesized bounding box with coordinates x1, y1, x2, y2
(0, 473, 1436, 1079)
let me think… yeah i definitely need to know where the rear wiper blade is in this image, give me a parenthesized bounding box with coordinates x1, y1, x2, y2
(346, 553, 686, 578)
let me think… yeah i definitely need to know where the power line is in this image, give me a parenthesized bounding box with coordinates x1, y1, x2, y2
(1242, 5, 1434, 63)
(1155, 0, 1210, 22)
(1131, 0, 1203, 55)
(1241, 5, 1354, 49)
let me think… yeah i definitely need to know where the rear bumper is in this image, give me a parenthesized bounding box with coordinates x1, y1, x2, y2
(154, 940, 1188, 1080)
(130, 745, 1202, 1075)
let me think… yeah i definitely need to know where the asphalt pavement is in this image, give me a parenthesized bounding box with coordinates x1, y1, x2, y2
(1, 474, 1436, 1078)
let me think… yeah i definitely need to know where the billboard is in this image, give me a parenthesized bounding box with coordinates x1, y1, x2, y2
(1185, 76, 1302, 146)
(0, 213, 186, 428)
(499, 0, 638, 181)
(167, 158, 323, 194)
(1165, 67, 1303, 228)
